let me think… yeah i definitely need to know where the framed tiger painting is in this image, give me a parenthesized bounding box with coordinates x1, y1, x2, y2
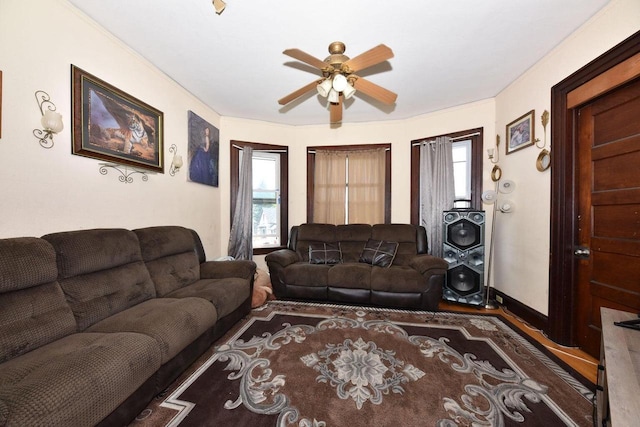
(71, 65, 164, 173)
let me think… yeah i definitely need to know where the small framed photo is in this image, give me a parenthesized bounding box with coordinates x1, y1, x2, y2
(72, 65, 164, 172)
(506, 110, 535, 155)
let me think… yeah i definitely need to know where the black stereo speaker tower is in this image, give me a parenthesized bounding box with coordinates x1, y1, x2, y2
(442, 210, 485, 306)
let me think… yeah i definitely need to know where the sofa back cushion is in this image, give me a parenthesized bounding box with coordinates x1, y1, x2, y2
(42, 229, 156, 331)
(0, 237, 77, 363)
(291, 223, 428, 266)
(372, 224, 424, 266)
(293, 223, 376, 263)
(134, 226, 200, 296)
(334, 224, 373, 262)
(292, 224, 338, 262)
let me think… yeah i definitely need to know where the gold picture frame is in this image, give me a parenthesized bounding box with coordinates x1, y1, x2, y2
(506, 110, 535, 155)
(71, 65, 164, 172)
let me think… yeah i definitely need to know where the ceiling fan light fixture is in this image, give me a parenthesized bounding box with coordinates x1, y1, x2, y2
(342, 83, 356, 99)
(327, 88, 340, 104)
(332, 73, 348, 92)
(316, 79, 332, 97)
(212, 0, 226, 14)
(279, 42, 396, 123)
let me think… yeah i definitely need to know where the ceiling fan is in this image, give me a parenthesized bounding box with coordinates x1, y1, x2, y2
(278, 41, 397, 124)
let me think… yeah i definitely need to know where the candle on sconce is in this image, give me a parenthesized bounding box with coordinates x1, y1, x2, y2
(173, 155, 183, 170)
(41, 110, 64, 133)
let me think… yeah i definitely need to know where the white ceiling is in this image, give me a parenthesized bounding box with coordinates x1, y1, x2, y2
(67, 0, 610, 126)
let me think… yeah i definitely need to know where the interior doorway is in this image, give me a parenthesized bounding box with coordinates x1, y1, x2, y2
(548, 30, 640, 357)
(575, 78, 640, 357)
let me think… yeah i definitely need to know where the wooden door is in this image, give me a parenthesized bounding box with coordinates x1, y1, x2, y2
(575, 77, 640, 358)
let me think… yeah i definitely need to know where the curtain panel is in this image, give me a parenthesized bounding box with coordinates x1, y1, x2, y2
(419, 137, 455, 257)
(228, 146, 253, 260)
(313, 150, 347, 224)
(347, 148, 385, 224)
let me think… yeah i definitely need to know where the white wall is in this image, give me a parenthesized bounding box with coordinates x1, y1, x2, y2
(492, 0, 640, 315)
(2, 0, 638, 316)
(221, 100, 496, 270)
(0, 0, 226, 256)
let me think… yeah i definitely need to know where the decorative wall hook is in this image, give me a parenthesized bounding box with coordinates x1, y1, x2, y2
(99, 163, 149, 183)
(33, 91, 63, 149)
(169, 144, 183, 176)
(536, 110, 549, 149)
(536, 110, 551, 171)
(487, 134, 500, 164)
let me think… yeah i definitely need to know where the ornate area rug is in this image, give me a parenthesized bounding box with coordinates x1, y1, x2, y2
(131, 301, 594, 426)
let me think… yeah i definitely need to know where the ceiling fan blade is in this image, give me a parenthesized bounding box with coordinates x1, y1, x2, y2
(353, 77, 397, 105)
(283, 48, 330, 71)
(343, 44, 394, 73)
(330, 97, 342, 124)
(278, 80, 322, 105)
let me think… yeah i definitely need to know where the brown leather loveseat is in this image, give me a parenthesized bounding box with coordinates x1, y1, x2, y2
(265, 223, 447, 311)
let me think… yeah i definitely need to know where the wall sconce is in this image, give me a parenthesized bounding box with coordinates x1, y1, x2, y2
(169, 144, 183, 176)
(487, 134, 500, 164)
(33, 91, 63, 149)
(536, 110, 551, 172)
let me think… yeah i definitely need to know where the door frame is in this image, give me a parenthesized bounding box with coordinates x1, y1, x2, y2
(548, 30, 640, 346)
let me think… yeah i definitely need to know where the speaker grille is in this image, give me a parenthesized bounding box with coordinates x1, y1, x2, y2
(446, 265, 481, 295)
(447, 220, 481, 249)
(442, 210, 485, 306)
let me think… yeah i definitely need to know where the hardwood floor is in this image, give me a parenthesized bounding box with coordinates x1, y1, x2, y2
(439, 301, 599, 384)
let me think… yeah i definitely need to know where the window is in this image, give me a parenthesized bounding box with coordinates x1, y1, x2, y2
(307, 144, 391, 224)
(250, 152, 280, 248)
(410, 128, 483, 224)
(230, 141, 288, 255)
(451, 139, 472, 207)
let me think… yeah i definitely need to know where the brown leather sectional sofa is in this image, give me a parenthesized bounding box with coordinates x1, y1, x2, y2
(0, 226, 255, 426)
(265, 223, 447, 311)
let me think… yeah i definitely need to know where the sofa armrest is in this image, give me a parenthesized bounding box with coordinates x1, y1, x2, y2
(200, 259, 257, 281)
(408, 255, 448, 276)
(265, 249, 301, 298)
(264, 249, 300, 269)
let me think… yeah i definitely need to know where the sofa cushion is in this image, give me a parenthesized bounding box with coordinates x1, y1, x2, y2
(0, 332, 160, 427)
(0, 238, 77, 363)
(143, 252, 200, 297)
(0, 237, 58, 292)
(359, 239, 398, 268)
(134, 226, 197, 263)
(308, 242, 342, 264)
(165, 278, 250, 319)
(285, 263, 331, 287)
(328, 262, 372, 289)
(87, 297, 216, 364)
(372, 224, 421, 266)
(370, 265, 426, 293)
(42, 229, 157, 330)
(294, 224, 337, 261)
(336, 224, 373, 262)
(134, 226, 200, 296)
(56, 262, 157, 331)
(0, 283, 77, 365)
(43, 229, 145, 278)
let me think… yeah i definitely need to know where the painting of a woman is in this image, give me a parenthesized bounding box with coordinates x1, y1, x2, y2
(188, 111, 219, 186)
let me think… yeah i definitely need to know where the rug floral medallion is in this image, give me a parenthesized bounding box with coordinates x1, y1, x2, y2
(132, 301, 594, 427)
